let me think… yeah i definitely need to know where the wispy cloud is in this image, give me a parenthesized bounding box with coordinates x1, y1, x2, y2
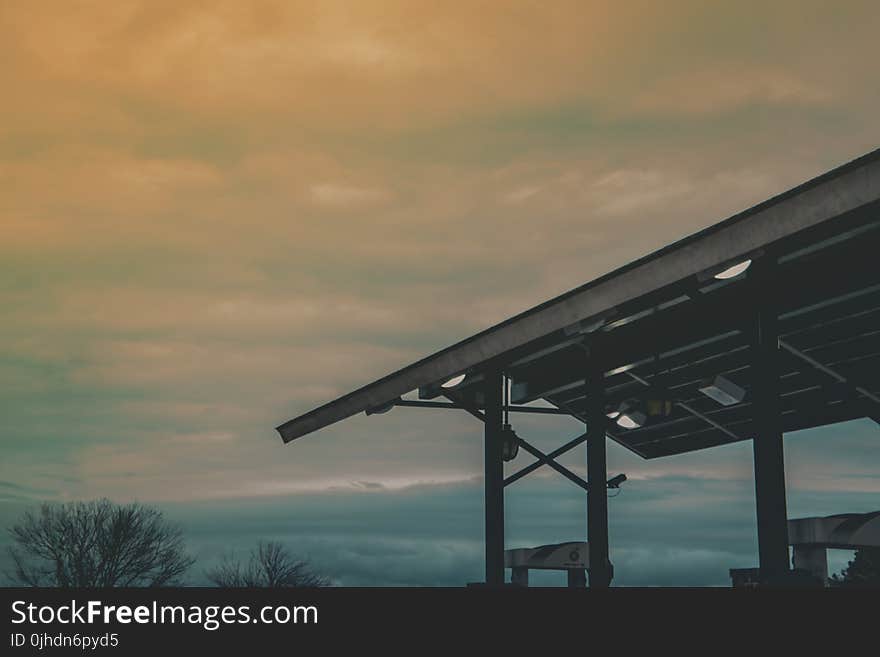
(1, 1, 877, 553)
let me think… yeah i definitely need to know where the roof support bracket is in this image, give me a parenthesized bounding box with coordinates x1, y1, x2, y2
(778, 339, 880, 424)
(625, 371, 745, 441)
(513, 438, 590, 491)
(391, 399, 570, 415)
(442, 389, 592, 491)
(504, 431, 589, 487)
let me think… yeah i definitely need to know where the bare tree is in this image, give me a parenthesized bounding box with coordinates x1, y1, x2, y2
(207, 541, 328, 587)
(6, 500, 193, 587)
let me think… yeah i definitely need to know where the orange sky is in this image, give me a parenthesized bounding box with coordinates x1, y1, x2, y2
(2, 1, 879, 504)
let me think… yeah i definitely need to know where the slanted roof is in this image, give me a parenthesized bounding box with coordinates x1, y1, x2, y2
(277, 149, 880, 458)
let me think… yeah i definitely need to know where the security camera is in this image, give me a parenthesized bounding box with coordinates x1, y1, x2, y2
(500, 424, 519, 462)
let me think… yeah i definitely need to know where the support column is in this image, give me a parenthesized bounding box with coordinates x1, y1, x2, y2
(585, 346, 611, 588)
(484, 369, 505, 587)
(751, 254, 790, 583)
(567, 569, 587, 588)
(792, 546, 828, 586)
(511, 567, 529, 587)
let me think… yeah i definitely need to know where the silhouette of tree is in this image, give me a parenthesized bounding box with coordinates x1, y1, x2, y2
(6, 500, 193, 587)
(207, 541, 329, 587)
(830, 547, 880, 587)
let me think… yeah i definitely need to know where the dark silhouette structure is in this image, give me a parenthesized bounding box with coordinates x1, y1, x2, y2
(789, 511, 880, 584)
(276, 149, 880, 587)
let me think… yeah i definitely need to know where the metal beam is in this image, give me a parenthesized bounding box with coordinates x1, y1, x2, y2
(392, 399, 571, 415)
(504, 431, 590, 486)
(625, 371, 745, 441)
(430, 391, 593, 491)
(514, 233, 880, 408)
(515, 438, 590, 491)
(604, 352, 879, 446)
(586, 344, 612, 588)
(776, 351, 880, 426)
(778, 339, 880, 420)
(513, 229, 880, 409)
(751, 255, 790, 583)
(277, 151, 880, 443)
(483, 370, 505, 587)
(441, 391, 485, 422)
(431, 390, 594, 491)
(634, 395, 871, 458)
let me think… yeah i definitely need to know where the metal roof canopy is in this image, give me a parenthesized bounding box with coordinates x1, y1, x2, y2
(277, 149, 880, 458)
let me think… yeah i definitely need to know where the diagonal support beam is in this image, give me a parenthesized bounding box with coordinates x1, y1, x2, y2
(444, 386, 603, 491)
(778, 339, 880, 424)
(504, 431, 589, 486)
(515, 438, 590, 491)
(625, 371, 745, 441)
(441, 391, 486, 422)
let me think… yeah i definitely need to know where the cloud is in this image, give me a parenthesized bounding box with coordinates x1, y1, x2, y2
(1, 0, 878, 586)
(2, 470, 868, 586)
(0, 481, 57, 502)
(310, 183, 392, 208)
(627, 68, 832, 117)
(353, 481, 385, 490)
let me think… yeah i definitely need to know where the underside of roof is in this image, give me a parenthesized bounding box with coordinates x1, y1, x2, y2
(276, 149, 880, 457)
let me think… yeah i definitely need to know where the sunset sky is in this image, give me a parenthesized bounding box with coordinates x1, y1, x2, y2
(2, 1, 879, 585)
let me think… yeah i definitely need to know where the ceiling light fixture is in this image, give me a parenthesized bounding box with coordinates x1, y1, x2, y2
(698, 375, 746, 406)
(614, 400, 647, 429)
(616, 411, 646, 429)
(440, 373, 467, 389)
(714, 259, 752, 280)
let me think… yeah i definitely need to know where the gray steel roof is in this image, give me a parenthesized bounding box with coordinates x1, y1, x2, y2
(277, 148, 880, 457)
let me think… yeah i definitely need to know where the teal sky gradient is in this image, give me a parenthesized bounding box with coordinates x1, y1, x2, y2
(1, 0, 878, 584)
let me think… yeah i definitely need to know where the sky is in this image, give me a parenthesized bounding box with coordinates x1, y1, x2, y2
(1, 1, 879, 586)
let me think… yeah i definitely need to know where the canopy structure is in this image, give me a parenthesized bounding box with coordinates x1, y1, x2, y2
(276, 148, 880, 587)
